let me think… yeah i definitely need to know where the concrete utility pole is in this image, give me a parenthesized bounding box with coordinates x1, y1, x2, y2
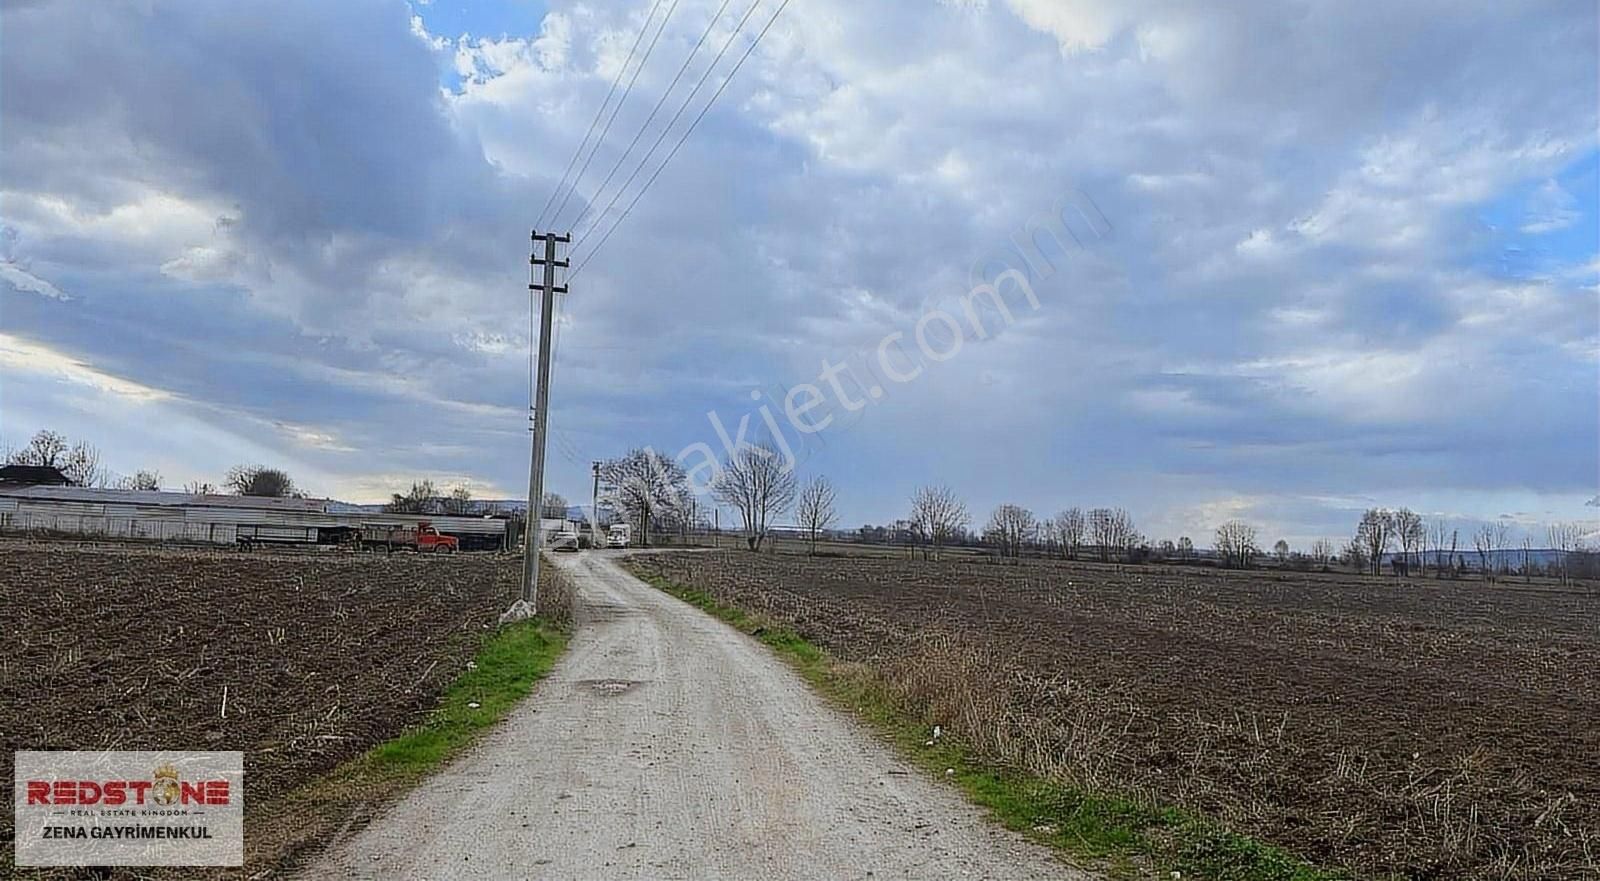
(506, 230, 569, 623)
(590, 460, 602, 549)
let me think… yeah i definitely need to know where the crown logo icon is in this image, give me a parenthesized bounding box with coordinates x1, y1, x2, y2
(153, 763, 180, 781)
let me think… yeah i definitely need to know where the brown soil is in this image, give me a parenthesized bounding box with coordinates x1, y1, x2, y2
(628, 550, 1600, 880)
(0, 540, 523, 877)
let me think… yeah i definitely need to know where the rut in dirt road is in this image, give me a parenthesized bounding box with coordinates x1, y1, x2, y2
(308, 553, 1085, 880)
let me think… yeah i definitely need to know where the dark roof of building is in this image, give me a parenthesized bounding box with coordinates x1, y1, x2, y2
(0, 464, 72, 486)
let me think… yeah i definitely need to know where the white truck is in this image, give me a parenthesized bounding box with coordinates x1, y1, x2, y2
(606, 523, 632, 549)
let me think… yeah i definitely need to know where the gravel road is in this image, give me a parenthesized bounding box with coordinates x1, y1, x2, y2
(308, 552, 1082, 880)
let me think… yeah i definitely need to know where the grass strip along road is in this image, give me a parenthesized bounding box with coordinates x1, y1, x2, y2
(245, 619, 569, 877)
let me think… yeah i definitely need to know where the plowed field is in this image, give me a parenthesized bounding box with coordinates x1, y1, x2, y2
(628, 550, 1600, 880)
(0, 541, 524, 874)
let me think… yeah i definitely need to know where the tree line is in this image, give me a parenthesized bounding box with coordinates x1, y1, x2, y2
(873, 492, 1148, 563)
(593, 444, 838, 552)
(851, 490, 1593, 586)
(1348, 507, 1591, 585)
(10, 429, 1590, 581)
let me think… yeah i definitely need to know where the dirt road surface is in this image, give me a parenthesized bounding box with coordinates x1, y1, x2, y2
(308, 553, 1080, 880)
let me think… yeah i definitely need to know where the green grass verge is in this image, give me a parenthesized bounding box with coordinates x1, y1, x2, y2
(362, 619, 569, 776)
(242, 617, 569, 876)
(634, 571, 1348, 881)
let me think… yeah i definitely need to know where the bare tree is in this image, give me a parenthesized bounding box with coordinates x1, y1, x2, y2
(1088, 507, 1138, 562)
(1055, 508, 1085, 560)
(1310, 538, 1335, 567)
(1039, 515, 1061, 556)
(795, 476, 838, 555)
(386, 479, 440, 514)
(1089, 508, 1114, 561)
(116, 470, 162, 491)
(8, 430, 69, 468)
(183, 480, 218, 496)
(62, 443, 105, 488)
(225, 465, 296, 498)
(1547, 521, 1586, 586)
(1472, 522, 1511, 581)
(1472, 524, 1492, 577)
(601, 448, 689, 549)
(1492, 522, 1512, 575)
(1427, 519, 1451, 578)
(1214, 521, 1259, 569)
(1394, 508, 1424, 577)
(712, 443, 797, 552)
(1355, 508, 1394, 576)
(1177, 535, 1194, 560)
(985, 504, 1036, 560)
(1272, 538, 1290, 563)
(8, 430, 105, 487)
(442, 485, 475, 515)
(542, 492, 569, 519)
(910, 485, 970, 560)
(1114, 509, 1139, 560)
(1343, 538, 1368, 574)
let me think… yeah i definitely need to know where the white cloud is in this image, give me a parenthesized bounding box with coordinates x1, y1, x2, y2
(0, 333, 170, 403)
(272, 420, 357, 453)
(1521, 178, 1581, 234)
(1234, 228, 1278, 258)
(409, 14, 448, 51)
(1, 0, 1594, 536)
(0, 262, 70, 300)
(1003, 0, 1130, 52)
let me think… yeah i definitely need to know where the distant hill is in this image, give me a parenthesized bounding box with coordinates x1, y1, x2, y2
(1384, 548, 1576, 570)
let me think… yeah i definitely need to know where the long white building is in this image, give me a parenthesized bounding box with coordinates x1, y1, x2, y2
(0, 485, 511, 551)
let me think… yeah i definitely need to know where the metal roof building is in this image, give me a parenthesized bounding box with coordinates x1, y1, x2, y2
(0, 465, 72, 487)
(0, 485, 509, 549)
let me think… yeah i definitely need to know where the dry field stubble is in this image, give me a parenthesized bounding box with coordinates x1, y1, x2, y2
(628, 550, 1600, 880)
(0, 540, 562, 876)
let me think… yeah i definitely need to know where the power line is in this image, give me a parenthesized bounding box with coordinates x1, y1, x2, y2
(548, 0, 685, 229)
(570, 0, 792, 280)
(571, 0, 765, 247)
(566, 0, 738, 235)
(536, 0, 669, 230)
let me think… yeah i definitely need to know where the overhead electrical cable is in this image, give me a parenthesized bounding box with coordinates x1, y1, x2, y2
(536, 0, 669, 230)
(569, 0, 792, 280)
(571, 0, 766, 248)
(565, 0, 739, 235)
(548, 0, 686, 229)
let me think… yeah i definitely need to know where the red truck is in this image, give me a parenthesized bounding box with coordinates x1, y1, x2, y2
(359, 522, 459, 553)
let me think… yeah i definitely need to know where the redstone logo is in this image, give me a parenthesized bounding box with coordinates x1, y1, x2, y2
(26, 779, 231, 807)
(26, 761, 231, 807)
(14, 750, 244, 867)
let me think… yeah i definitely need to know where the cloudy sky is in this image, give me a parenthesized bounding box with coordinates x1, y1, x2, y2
(2, 0, 1596, 545)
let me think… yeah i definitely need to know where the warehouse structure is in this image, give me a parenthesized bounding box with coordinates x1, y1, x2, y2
(0, 485, 511, 551)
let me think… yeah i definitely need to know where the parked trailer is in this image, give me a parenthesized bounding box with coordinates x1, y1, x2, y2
(236, 524, 320, 547)
(358, 522, 460, 553)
